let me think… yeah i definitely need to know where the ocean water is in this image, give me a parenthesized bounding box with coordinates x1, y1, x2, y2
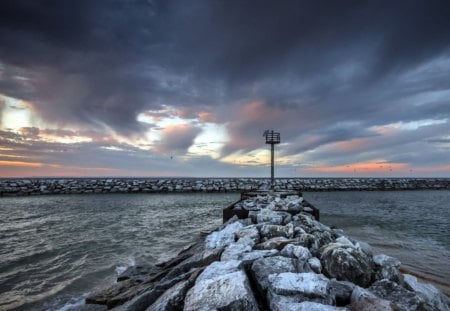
(0, 193, 239, 310)
(304, 190, 450, 295)
(0, 191, 449, 310)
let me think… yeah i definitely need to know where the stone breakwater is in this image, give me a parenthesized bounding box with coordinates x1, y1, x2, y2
(84, 194, 449, 311)
(1, 178, 450, 196)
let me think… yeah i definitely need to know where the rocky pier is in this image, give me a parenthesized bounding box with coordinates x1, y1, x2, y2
(1, 177, 450, 196)
(83, 193, 449, 311)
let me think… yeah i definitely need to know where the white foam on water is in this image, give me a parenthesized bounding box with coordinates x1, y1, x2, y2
(115, 256, 136, 275)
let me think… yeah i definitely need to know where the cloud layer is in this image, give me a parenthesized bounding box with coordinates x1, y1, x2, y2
(0, 0, 449, 177)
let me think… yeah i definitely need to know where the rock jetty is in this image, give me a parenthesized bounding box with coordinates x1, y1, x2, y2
(1, 177, 449, 196)
(83, 193, 449, 311)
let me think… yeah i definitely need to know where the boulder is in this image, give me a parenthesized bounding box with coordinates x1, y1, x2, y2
(236, 225, 260, 244)
(251, 256, 297, 293)
(256, 209, 284, 224)
(403, 274, 450, 311)
(335, 236, 354, 246)
(86, 279, 140, 305)
(308, 257, 322, 274)
(145, 280, 191, 311)
(328, 280, 355, 306)
(268, 272, 331, 298)
(354, 241, 373, 256)
(205, 221, 243, 249)
(280, 244, 311, 261)
(268, 292, 346, 311)
(162, 248, 222, 281)
(220, 237, 254, 261)
(372, 254, 402, 283)
(117, 264, 160, 282)
(270, 300, 346, 311)
(254, 237, 298, 250)
(239, 249, 279, 266)
(195, 260, 242, 283)
(369, 279, 426, 311)
(183, 270, 259, 311)
(350, 285, 377, 303)
(348, 298, 396, 311)
(320, 243, 373, 287)
(260, 223, 294, 239)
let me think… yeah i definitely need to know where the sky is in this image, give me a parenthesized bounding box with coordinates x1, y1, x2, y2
(0, 0, 450, 178)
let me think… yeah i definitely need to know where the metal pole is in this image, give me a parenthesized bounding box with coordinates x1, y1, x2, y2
(271, 143, 274, 188)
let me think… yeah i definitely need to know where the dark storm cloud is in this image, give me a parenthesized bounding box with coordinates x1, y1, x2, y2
(1, 0, 450, 146)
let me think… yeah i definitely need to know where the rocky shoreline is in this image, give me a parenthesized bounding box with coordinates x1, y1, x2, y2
(1, 178, 450, 196)
(82, 193, 449, 311)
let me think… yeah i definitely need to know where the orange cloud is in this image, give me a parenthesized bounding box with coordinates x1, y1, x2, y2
(308, 161, 409, 173)
(332, 138, 372, 152)
(0, 160, 45, 168)
(198, 111, 217, 123)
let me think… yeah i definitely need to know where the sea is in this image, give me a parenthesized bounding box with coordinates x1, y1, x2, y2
(0, 190, 448, 310)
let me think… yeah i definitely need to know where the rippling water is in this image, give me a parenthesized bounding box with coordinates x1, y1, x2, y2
(304, 190, 450, 295)
(0, 193, 239, 310)
(1, 191, 449, 310)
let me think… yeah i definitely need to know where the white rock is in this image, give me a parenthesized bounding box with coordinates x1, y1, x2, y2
(220, 239, 253, 261)
(256, 209, 283, 224)
(308, 257, 322, 274)
(239, 249, 279, 263)
(273, 301, 346, 311)
(236, 225, 260, 244)
(205, 221, 243, 249)
(196, 260, 242, 283)
(183, 271, 258, 311)
(373, 254, 401, 268)
(280, 244, 311, 261)
(269, 272, 330, 297)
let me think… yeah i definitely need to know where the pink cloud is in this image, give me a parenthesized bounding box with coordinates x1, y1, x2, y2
(156, 124, 201, 154)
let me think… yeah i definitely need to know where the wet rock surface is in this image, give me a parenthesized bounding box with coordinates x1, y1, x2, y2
(82, 192, 449, 310)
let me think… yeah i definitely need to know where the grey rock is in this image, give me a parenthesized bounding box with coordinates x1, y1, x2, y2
(308, 257, 322, 274)
(251, 256, 297, 293)
(86, 279, 140, 306)
(183, 270, 259, 311)
(372, 254, 402, 283)
(403, 274, 450, 311)
(355, 241, 373, 256)
(239, 249, 279, 265)
(350, 286, 377, 303)
(280, 244, 311, 261)
(75, 304, 108, 311)
(145, 280, 191, 311)
(256, 209, 284, 224)
(348, 298, 396, 311)
(320, 243, 373, 287)
(271, 300, 346, 311)
(369, 279, 426, 311)
(260, 223, 294, 239)
(117, 265, 160, 282)
(254, 237, 298, 250)
(162, 248, 222, 282)
(329, 280, 355, 306)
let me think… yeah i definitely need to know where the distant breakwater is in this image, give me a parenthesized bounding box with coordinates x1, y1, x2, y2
(1, 178, 449, 196)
